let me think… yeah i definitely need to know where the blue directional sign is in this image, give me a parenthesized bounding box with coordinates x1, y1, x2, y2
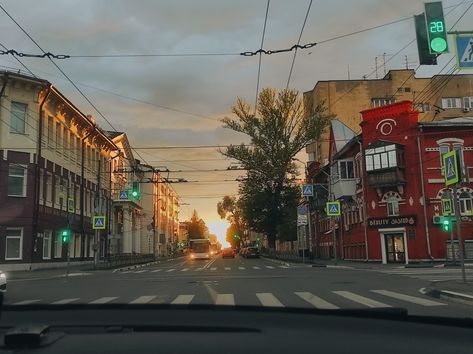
(455, 34, 473, 69)
(443, 150, 459, 186)
(119, 190, 129, 200)
(301, 184, 314, 197)
(93, 216, 106, 230)
(326, 201, 341, 216)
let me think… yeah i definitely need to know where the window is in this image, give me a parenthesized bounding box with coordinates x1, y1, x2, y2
(439, 144, 450, 172)
(10, 101, 27, 134)
(63, 130, 69, 159)
(463, 97, 473, 109)
(365, 144, 399, 171)
(39, 170, 44, 204)
(415, 103, 431, 112)
(46, 173, 53, 204)
(47, 116, 54, 146)
(76, 137, 81, 163)
(43, 230, 52, 259)
(56, 122, 62, 152)
(387, 198, 399, 216)
(441, 97, 461, 109)
(5, 228, 23, 260)
(54, 231, 62, 258)
(453, 144, 464, 172)
(8, 164, 27, 197)
(339, 160, 354, 179)
(371, 98, 394, 108)
(459, 192, 473, 216)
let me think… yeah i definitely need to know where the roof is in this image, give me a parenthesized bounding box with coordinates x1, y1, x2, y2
(419, 117, 473, 127)
(331, 119, 356, 152)
(333, 134, 361, 160)
(105, 131, 124, 139)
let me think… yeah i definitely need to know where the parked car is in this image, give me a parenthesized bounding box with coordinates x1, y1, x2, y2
(0, 270, 6, 304)
(222, 248, 235, 258)
(242, 247, 260, 258)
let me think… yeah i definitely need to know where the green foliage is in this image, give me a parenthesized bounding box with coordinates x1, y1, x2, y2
(187, 210, 208, 239)
(221, 88, 329, 248)
(217, 195, 244, 248)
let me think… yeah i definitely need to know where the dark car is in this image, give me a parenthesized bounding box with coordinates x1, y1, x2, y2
(243, 247, 259, 258)
(222, 248, 235, 258)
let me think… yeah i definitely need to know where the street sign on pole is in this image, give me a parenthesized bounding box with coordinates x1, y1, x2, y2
(67, 198, 75, 213)
(301, 184, 313, 197)
(441, 198, 453, 216)
(93, 216, 106, 230)
(455, 33, 473, 69)
(443, 150, 460, 186)
(119, 190, 129, 200)
(326, 201, 341, 216)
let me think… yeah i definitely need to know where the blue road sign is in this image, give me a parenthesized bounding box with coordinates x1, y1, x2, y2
(93, 216, 106, 230)
(443, 150, 459, 186)
(455, 34, 473, 69)
(301, 184, 313, 197)
(297, 204, 308, 215)
(326, 201, 341, 216)
(119, 190, 129, 200)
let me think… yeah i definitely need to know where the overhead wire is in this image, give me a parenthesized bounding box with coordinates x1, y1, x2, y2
(254, 0, 270, 114)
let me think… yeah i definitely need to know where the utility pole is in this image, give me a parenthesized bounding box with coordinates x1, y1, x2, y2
(94, 158, 101, 268)
(453, 184, 466, 282)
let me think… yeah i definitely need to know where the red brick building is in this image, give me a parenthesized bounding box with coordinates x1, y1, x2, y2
(311, 101, 473, 263)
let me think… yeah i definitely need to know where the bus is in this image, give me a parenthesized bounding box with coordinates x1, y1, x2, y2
(188, 238, 211, 260)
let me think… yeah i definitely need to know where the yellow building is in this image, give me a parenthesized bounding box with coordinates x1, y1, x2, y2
(304, 69, 473, 165)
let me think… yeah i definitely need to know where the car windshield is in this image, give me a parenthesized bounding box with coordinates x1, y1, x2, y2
(1, 0, 473, 323)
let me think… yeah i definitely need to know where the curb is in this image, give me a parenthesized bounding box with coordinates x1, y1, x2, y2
(112, 257, 181, 273)
(260, 256, 290, 267)
(420, 287, 473, 306)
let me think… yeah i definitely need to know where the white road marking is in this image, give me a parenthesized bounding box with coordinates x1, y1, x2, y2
(279, 266, 289, 269)
(210, 267, 217, 271)
(215, 293, 235, 306)
(89, 297, 118, 304)
(252, 266, 260, 270)
(371, 290, 446, 306)
(51, 298, 80, 305)
(266, 266, 275, 269)
(181, 268, 189, 272)
(224, 267, 231, 271)
(129, 296, 156, 304)
(195, 267, 204, 271)
(151, 269, 162, 273)
(12, 299, 40, 305)
(134, 270, 147, 273)
(238, 267, 246, 270)
(333, 291, 391, 308)
(171, 295, 195, 305)
(166, 269, 176, 272)
(121, 271, 133, 274)
(294, 292, 339, 309)
(256, 293, 284, 307)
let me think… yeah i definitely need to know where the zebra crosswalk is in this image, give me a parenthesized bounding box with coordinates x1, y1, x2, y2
(118, 265, 290, 274)
(8, 289, 446, 309)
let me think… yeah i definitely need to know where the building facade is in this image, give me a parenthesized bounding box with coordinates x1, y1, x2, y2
(312, 101, 473, 264)
(304, 70, 473, 166)
(0, 71, 116, 270)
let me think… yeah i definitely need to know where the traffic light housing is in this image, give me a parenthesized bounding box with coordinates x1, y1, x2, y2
(442, 217, 451, 232)
(61, 229, 70, 243)
(414, 14, 438, 65)
(425, 2, 449, 54)
(131, 181, 140, 199)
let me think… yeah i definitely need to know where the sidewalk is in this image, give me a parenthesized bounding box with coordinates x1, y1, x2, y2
(422, 280, 473, 305)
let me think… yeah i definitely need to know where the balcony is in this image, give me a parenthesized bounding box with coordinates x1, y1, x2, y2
(332, 178, 356, 199)
(367, 167, 406, 187)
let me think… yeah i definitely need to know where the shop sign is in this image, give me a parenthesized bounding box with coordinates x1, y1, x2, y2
(367, 215, 416, 228)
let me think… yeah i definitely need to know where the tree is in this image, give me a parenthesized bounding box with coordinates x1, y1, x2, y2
(217, 195, 244, 247)
(187, 210, 207, 239)
(221, 88, 330, 249)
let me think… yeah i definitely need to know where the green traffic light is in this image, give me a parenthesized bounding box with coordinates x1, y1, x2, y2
(131, 190, 139, 198)
(61, 230, 70, 243)
(442, 219, 451, 232)
(430, 37, 447, 53)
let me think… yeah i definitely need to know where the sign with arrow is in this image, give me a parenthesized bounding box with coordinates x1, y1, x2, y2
(443, 150, 459, 186)
(326, 201, 341, 216)
(455, 34, 473, 69)
(92, 216, 106, 230)
(301, 184, 313, 197)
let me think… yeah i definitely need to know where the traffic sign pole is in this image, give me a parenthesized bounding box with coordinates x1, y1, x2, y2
(453, 184, 466, 282)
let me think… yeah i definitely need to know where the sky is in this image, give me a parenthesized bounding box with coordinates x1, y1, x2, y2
(1, 0, 472, 242)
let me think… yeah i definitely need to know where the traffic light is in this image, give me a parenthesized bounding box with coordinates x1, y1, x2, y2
(131, 181, 140, 199)
(61, 229, 70, 243)
(414, 14, 438, 65)
(425, 2, 449, 54)
(442, 217, 451, 232)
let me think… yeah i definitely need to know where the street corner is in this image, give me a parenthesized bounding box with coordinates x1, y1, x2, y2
(420, 281, 473, 306)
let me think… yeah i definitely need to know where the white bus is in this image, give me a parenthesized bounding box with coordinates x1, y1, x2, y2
(188, 238, 211, 260)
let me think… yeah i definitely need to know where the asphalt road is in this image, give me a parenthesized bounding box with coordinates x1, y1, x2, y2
(4, 256, 473, 318)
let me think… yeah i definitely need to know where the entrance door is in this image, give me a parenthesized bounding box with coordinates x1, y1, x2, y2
(385, 233, 405, 263)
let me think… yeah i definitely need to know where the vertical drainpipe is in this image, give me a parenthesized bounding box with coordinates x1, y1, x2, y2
(358, 139, 370, 261)
(80, 128, 94, 259)
(417, 130, 434, 260)
(33, 83, 52, 261)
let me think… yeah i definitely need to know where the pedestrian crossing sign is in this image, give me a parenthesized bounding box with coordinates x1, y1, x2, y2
(119, 190, 129, 200)
(326, 201, 341, 216)
(441, 198, 453, 216)
(443, 150, 459, 186)
(93, 216, 106, 230)
(301, 184, 313, 197)
(455, 34, 473, 69)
